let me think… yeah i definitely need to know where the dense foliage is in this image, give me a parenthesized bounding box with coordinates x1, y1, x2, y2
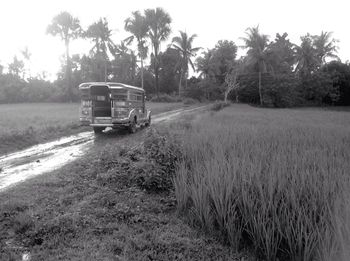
(0, 10, 349, 107)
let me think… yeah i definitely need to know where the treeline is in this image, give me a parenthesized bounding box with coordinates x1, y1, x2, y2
(0, 8, 350, 106)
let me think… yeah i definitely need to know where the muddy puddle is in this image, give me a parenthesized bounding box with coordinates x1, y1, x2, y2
(0, 105, 208, 191)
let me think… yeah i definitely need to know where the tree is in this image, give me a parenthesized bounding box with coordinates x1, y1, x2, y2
(313, 31, 338, 64)
(85, 18, 116, 82)
(47, 12, 81, 101)
(171, 31, 201, 96)
(8, 56, 24, 77)
(111, 41, 138, 84)
(196, 49, 214, 79)
(322, 61, 350, 105)
(267, 33, 295, 74)
(210, 40, 237, 84)
(241, 26, 271, 106)
(145, 7, 171, 97)
(158, 47, 182, 94)
(125, 11, 149, 88)
(294, 34, 321, 77)
(20, 47, 32, 79)
(196, 41, 237, 100)
(224, 59, 244, 102)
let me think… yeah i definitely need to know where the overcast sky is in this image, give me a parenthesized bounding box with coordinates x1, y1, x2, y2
(0, 0, 349, 80)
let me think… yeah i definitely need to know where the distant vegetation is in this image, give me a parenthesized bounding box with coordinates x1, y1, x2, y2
(0, 9, 350, 107)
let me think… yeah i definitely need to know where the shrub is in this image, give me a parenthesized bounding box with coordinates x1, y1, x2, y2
(150, 93, 182, 103)
(182, 97, 198, 105)
(130, 161, 173, 193)
(211, 101, 230, 111)
(262, 74, 303, 107)
(118, 129, 181, 193)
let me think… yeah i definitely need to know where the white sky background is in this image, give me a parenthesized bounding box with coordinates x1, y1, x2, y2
(0, 0, 349, 80)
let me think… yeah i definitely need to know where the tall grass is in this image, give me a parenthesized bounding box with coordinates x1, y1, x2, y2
(173, 105, 350, 261)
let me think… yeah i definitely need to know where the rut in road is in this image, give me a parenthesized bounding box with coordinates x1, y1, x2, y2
(0, 106, 207, 191)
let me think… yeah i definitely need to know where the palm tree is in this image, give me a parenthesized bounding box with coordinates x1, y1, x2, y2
(313, 31, 338, 64)
(114, 41, 138, 84)
(145, 7, 171, 97)
(241, 26, 270, 106)
(85, 18, 116, 82)
(124, 11, 149, 89)
(47, 11, 81, 101)
(171, 31, 201, 96)
(294, 34, 319, 77)
(196, 49, 214, 79)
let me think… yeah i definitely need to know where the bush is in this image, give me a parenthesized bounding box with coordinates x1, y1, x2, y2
(115, 129, 181, 193)
(183, 97, 198, 105)
(143, 129, 180, 174)
(211, 101, 230, 111)
(150, 93, 182, 103)
(262, 74, 303, 107)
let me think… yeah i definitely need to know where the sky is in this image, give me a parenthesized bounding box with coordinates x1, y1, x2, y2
(0, 0, 349, 80)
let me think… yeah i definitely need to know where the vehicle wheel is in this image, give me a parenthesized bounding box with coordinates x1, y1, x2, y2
(93, 127, 105, 134)
(145, 115, 151, 127)
(128, 119, 137, 134)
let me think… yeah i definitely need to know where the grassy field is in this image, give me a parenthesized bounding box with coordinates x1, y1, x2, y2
(0, 102, 184, 155)
(0, 128, 246, 261)
(172, 104, 350, 261)
(1, 104, 349, 260)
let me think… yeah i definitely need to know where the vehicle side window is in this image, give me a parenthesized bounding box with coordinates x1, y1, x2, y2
(129, 94, 136, 101)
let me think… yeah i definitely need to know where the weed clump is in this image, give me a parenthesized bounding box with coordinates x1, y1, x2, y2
(94, 129, 181, 193)
(129, 129, 181, 193)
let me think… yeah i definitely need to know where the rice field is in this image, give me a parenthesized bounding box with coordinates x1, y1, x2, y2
(173, 104, 350, 261)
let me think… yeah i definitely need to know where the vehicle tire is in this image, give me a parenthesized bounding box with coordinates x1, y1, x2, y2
(93, 127, 105, 134)
(145, 115, 151, 127)
(128, 119, 137, 134)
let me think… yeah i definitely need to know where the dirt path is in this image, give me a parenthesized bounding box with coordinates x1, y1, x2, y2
(0, 105, 208, 191)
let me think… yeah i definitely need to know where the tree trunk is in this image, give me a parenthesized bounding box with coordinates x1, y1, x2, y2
(65, 39, 72, 102)
(178, 70, 183, 97)
(258, 71, 263, 106)
(104, 59, 107, 82)
(155, 63, 159, 98)
(153, 44, 159, 98)
(141, 57, 144, 89)
(224, 90, 228, 103)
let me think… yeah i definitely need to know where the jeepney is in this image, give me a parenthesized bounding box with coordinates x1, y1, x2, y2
(78, 82, 151, 134)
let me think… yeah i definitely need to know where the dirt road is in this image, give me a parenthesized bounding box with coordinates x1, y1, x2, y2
(0, 106, 207, 191)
